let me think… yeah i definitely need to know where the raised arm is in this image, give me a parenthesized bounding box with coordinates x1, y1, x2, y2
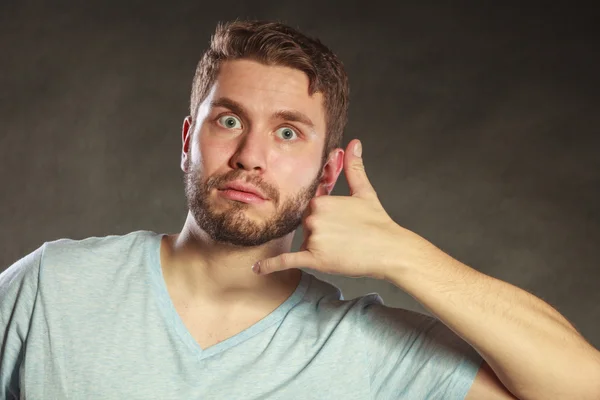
(255, 139, 600, 399)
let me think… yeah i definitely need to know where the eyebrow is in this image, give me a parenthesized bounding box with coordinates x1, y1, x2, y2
(210, 97, 249, 122)
(210, 97, 315, 131)
(273, 109, 315, 130)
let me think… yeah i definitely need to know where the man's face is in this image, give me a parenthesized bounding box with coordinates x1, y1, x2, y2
(182, 59, 341, 247)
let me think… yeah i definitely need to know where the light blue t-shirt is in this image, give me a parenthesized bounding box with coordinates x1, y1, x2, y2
(0, 230, 482, 399)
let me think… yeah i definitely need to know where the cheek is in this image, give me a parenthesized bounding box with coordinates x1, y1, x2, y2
(273, 156, 320, 193)
(195, 134, 232, 169)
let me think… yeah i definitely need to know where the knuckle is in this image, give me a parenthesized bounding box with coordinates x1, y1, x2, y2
(304, 215, 318, 230)
(258, 259, 270, 272)
(351, 162, 365, 172)
(279, 253, 291, 267)
(308, 197, 320, 212)
(306, 234, 318, 249)
(313, 196, 333, 212)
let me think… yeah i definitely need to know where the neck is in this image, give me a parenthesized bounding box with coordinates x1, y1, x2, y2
(160, 213, 302, 305)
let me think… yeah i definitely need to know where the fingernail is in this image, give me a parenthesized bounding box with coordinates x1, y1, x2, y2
(354, 141, 362, 157)
(251, 262, 261, 274)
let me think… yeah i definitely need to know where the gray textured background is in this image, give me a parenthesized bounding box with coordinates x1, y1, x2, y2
(1, 2, 598, 348)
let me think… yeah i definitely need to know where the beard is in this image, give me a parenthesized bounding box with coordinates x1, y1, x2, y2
(184, 160, 322, 247)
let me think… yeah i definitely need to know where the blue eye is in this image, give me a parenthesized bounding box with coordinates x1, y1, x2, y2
(218, 115, 242, 129)
(275, 127, 298, 141)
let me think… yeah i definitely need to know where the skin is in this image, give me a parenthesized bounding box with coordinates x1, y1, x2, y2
(161, 58, 600, 398)
(254, 117, 600, 398)
(160, 58, 343, 322)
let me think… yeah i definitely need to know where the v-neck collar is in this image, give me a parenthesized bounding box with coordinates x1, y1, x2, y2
(148, 232, 311, 360)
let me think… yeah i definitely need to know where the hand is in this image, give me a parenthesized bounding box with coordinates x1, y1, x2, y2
(252, 139, 430, 280)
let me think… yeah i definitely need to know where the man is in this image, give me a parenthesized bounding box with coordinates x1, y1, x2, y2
(1, 20, 599, 400)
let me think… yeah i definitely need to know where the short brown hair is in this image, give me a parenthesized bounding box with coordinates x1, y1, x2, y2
(189, 20, 349, 158)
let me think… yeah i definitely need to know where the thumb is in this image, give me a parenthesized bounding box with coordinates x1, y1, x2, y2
(252, 251, 316, 275)
(344, 139, 376, 198)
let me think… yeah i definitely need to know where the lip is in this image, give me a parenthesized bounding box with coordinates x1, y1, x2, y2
(219, 181, 267, 200)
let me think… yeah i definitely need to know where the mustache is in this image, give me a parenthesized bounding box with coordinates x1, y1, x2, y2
(205, 169, 280, 203)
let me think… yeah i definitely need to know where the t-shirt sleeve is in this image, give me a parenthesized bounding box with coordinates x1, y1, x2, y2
(355, 294, 483, 400)
(0, 244, 45, 399)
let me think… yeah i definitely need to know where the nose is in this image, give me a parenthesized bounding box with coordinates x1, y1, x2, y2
(228, 128, 268, 172)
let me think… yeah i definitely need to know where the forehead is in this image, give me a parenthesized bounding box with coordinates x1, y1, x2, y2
(206, 59, 326, 133)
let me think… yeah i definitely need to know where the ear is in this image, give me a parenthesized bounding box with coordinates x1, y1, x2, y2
(315, 148, 344, 196)
(181, 116, 193, 173)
